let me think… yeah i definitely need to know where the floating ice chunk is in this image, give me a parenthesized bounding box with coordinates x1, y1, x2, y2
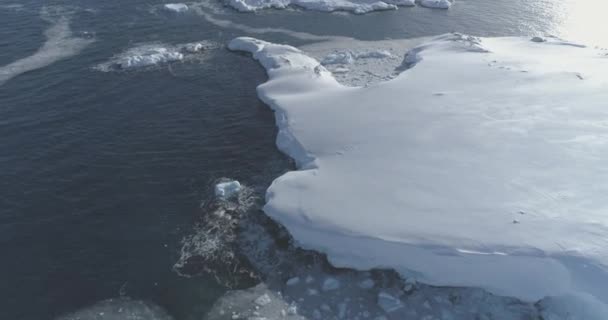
(322, 52, 355, 65)
(385, 0, 415, 6)
(322, 277, 341, 291)
(117, 48, 183, 69)
(416, 0, 452, 9)
(164, 3, 189, 12)
(215, 180, 242, 199)
(96, 41, 217, 72)
(358, 278, 375, 289)
(356, 50, 393, 59)
(307, 288, 319, 295)
(255, 294, 272, 306)
(286, 277, 300, 286)
(287, 303, 298, 315)
(305, 275, 314, 283)
(377, 291, 404, 313)
(223, 0, 408, 14)
(182, 42, 205, 53)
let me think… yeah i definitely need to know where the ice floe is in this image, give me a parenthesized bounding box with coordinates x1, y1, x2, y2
(164, 3, 189, 12)
(220, 0, 443, 14)
(0, 8, 93, 86)
(95, 41, 216, 72)
(228, 34, 608, 316)
(216, 180, 243, 199)
(416, 0, 452, 9)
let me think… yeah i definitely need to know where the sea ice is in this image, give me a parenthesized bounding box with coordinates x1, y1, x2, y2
(56, 298, 173, 320)
(0, 9, 93, 86)
(215, 180, 242, 199)
(322, 277, 341, 291)
(223, 0, 417, 14)
(164, 3, 189, 12)
(416, 0, 452, 9)
(229, 34, 608, 316)
(96, 41, 215, 72)
(377, 291, 404, 313)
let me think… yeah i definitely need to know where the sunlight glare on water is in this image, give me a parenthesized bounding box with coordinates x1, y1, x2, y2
(550, 0, 608, 47)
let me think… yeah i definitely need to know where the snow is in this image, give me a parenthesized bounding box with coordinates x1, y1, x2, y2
(223, 0, 417, 14)
(164, 3, 189, 12)
(228, 33, 608, 316)
(215, 180, 242, 199)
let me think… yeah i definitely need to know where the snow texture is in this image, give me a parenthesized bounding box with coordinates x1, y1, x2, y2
(228, 34, 608, 315)
(223, 0, 416, 14)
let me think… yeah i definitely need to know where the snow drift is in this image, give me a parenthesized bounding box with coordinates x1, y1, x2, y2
(228, 34, 608, 312)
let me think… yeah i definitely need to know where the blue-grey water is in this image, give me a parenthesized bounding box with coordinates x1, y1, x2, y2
(0, 0, 591, 319)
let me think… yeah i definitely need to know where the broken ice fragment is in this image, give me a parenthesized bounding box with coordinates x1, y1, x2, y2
(215, 180, 241, 199)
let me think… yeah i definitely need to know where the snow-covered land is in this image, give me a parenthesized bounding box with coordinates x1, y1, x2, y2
(228, 34, 608, 315)
(222, 0, 431, 14)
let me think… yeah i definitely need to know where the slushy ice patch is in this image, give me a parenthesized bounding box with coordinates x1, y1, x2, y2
(173, 179, 260, 287)
(0, 6, 94, 86)
(56, 298, 173, 320)
(95, 41, 217, 72)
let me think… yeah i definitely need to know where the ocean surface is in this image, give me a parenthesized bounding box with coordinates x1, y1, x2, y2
(0, 0, 602, 319)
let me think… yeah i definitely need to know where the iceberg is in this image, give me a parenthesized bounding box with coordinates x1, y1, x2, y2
(228, 34, 608, 314)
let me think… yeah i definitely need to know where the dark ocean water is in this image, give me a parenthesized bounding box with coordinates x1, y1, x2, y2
(0, 0, 582, 319)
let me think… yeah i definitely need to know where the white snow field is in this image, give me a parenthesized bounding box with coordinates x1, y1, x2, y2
(222, 0, 426, 14)
(228, 34, 608, 314)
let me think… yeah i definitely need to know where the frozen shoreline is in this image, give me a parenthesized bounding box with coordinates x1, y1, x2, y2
(228, 34, 608, 317)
